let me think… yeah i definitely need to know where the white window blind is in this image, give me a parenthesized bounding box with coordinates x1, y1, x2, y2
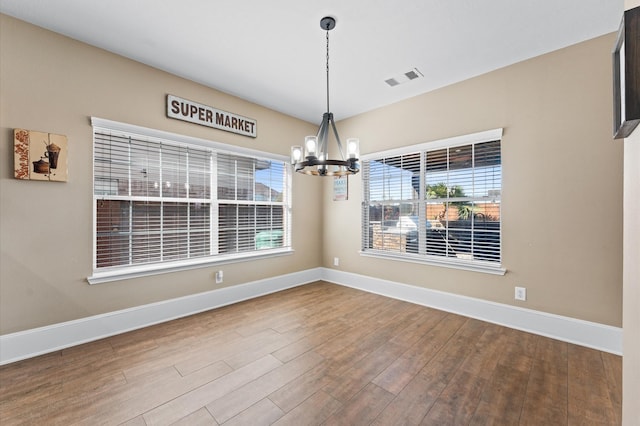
(217, 153, 286, 254)
(362, 129, 503, 274)
(92, 120, 291, 281)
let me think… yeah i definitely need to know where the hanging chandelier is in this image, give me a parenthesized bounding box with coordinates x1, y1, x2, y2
(290, 16, 360, 176)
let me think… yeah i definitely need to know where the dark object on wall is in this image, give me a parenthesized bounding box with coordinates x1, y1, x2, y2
(613, 6, 640, 139)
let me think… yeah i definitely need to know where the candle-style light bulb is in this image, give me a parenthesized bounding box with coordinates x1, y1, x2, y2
(347, 138, 360, 159)
(291, 146, 303, 164)
(305, 136, 317, 158)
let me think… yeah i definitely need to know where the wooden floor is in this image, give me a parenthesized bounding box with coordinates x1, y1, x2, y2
(0, 281, 622, 425)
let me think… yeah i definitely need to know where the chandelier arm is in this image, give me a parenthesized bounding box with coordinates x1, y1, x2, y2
(329, 115, 346, 161)
(314, 123, 324, 154)
(316, 113, 330, 157)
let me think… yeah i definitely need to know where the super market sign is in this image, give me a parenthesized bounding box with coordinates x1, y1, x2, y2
(167, 94, 257, 138)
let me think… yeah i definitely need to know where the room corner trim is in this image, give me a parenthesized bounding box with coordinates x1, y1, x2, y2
(322, 268, 623, 355)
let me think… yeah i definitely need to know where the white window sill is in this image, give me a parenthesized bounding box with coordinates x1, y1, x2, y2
(359, 250, 506, 275)
(87, 248, 294, 284)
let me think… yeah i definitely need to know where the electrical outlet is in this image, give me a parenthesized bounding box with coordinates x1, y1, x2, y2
(215, 270, 223, 284)
(333, 257, 339, 267)
(515, 286, 527, 301)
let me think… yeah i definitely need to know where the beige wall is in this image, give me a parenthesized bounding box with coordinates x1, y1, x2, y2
(325, 33, 624, 327)
(0, 15, 625, 335)
(0, 14, 321, 334)
(623, 1, 639, 425)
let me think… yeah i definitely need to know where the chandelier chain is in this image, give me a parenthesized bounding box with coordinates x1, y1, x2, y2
(326, 29, 330, 114)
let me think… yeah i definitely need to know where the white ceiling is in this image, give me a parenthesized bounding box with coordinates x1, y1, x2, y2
(0, 0, 623, 124)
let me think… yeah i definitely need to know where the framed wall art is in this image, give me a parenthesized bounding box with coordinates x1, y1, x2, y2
(613, 6, 640, 139)
(333, 175, 348, 201)
(14, 129, 68, 182)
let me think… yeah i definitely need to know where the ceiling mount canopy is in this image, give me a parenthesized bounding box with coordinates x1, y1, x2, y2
(291, 16, 360, 176)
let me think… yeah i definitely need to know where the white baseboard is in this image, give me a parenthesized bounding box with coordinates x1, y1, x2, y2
(322, 268, 623, 355)
(0, 268, 322, 365)
(0, 267, 622, 365)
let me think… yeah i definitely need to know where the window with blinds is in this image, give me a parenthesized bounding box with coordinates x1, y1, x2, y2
(361, 129, 503, 274)
(92, 119, 291, 281)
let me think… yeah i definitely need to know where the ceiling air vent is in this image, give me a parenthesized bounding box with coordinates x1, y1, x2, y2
(385, 68, 423, 87)
(405, 70, 420, 80)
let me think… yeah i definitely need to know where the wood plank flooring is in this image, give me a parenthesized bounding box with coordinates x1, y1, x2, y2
(0, 281, 622, 425)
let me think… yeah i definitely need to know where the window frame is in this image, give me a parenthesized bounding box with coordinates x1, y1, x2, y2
(88, 117, 292, 284)
(360, 128, 505, 275)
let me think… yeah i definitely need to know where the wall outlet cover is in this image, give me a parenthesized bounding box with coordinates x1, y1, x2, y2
(515, 286, 527, 301)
